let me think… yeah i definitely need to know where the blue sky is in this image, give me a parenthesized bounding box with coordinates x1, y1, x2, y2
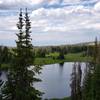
(0, 0, 100, 46)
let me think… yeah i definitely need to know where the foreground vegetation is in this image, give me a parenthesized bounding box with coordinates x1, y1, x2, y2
(50, 97, 70, 100)
(0, 9, 42, 100)
(70, 38, 100, 100)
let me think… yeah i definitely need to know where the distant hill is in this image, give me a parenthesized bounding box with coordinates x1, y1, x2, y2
(0, 41, 100, 48)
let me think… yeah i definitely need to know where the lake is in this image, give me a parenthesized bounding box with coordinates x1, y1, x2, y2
(34, 62, 86, 99)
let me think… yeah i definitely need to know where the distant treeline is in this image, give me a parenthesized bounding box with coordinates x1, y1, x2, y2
(33, 44, 94, 57)
(0, 44, 94, 65)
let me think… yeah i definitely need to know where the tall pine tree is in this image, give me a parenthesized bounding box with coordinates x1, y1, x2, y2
(93, 37, 100, 100)
(76, 63, 82, 100)
(70, 62, 82, 100)
(2, 8, 42, 100)
(70, 63, 77, 100)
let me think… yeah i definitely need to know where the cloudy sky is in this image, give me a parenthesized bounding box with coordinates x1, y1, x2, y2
(0, 0, 100, 46)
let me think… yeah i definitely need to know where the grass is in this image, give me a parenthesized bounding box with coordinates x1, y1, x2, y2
(0, 63, 11, 70)
(34, 53, 92, 65)
(46, 52, 59, 59)
(49, 97, 70, 100)
(0, 52, 92, 69)
(34, 57, 64, 65)
(65, 53, 92, 62)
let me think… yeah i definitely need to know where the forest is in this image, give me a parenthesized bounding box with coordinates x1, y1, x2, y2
(0, 9, 100, 100)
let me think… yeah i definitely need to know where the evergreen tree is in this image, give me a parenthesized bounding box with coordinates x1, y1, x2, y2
(14, 8, 41, 100)
(0, 46, 2, 67)
(0, 71, 3, 100)
(70, 62, 82, 100)
(2, 8, 24, 100)
(82, 38, 100, 100)
(58, 51, 65, 60)
(82, 63, 93, 100)
(2, 8, 42, 100)
(93, 38, 100, 100)
(2, 72, 16, 100)
(76, 63, 82, 100)
(94, 64, 100, 100)
(93, 37, 98, 64)
(70, 63, 77, 100)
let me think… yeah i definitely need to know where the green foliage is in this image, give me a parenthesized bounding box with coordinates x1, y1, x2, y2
(82, 63, 93, 100)
(2, 8, 42, 100)
(50, 97, 70, 100)
(47, 52, 59, 59)
(0, 46, 14, 70)
(35, 48, 46, 57)
(82, 37, 100, 100)
(0, 72, 3, 100)
(0, 47, 10, 64)
(58, 51, 65, 60)
(70, 63, 77, 100)
(94, 64, 100, 100)
(70, 63, 82, 100)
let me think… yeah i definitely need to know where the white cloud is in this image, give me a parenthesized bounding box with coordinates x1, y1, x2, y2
(94, 2, 100, 11)
(0, 0, 43, 5)
(30, 6, 95, 32)
(31, 0, 44, 4)
(0, 0, 44, 9)
(30, 5, 100, 43)
(0, 0, 2, 4)
(0, 0, 99, 10)
(44, 26, 67, 32)
(0, 15, 17, 31)
(48, 0, 59, 5)
(63, 0, 80, 4)
(0, 0, 100, 46)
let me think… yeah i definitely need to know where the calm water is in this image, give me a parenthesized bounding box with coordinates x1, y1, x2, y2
(34, 62, 86, 99)
(0, 62, 86, 99)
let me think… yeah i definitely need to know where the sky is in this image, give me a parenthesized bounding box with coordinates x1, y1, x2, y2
(0, 0, 100, 46)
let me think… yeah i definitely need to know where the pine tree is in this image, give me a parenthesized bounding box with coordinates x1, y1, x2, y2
(2, 9, 24, 100)
(24, 8, 34, 65)
(70, 63, 77, 100)
(2, 47, 9, 63)
(82, 37, 100, 100)
(0, 71, 3, 100)
(2, 8, 42, 100)
(93, 38, 100, 100)
(82, 63, 93, 100)
(93, 37, 98, 64)
(14, 8, 42, 100)
(76, 63, 82, 100)
(94, 64, 100, 100)
(70, 62, 82, 100)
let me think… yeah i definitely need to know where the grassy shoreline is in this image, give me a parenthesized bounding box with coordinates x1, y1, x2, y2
(34, 53, 92, 65)
(0, 53, 92, 70)
(49, 97, 70, 100)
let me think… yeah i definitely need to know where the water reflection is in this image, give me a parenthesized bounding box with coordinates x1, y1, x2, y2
(58, 62, 64, 78)
(34, 62, 86, 99)
(0, 62, 86, 99)
(59, 62, 64, 66)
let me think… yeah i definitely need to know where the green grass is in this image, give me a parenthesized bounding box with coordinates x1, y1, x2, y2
(34, 57, 64, 65)
(47, 52, 59, 58)
(0, 53, 92, 69)
(34, 53, 92, 65)
(65, 53, 92, 62)
(0, 63, 11, 70)
(49, 97, 70, 100)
